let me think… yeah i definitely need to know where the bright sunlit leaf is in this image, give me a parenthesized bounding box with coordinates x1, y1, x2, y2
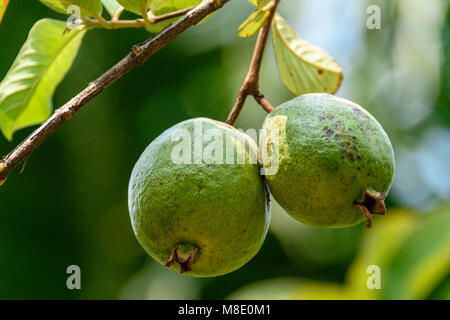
(237, 7, 269, 38)
(0, 19, 86, 140)
(0, 0, 10, 24)
(102, 0, 122, 17)
(39, 0, 102, 16)
(150, 0, 199, 11)
(292, 283, 360, 300)
(117, 0, 148, 15)
(248, 0, 270, 6)
(239, 1, 273, 37)
(227, 278, 306, 300)
(115, 0, 205, 33)
(384, 209, 450, 299)
(272, 13, 343, 96)
(346, 209, 419, 300)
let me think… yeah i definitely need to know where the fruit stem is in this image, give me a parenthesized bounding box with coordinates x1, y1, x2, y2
(165, 244, 199, 273)
(356, 203, 373, 228)
(354, 189, 387, 228)
(225, 0, 280, 126)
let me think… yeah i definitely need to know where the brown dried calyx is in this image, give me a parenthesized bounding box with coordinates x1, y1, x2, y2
(354, 189, 386, 228)
(165, 244, 199, 273)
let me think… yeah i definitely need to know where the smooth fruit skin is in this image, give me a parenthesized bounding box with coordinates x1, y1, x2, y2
(260, 94, 394, 228)
(129, 118, 270, 277)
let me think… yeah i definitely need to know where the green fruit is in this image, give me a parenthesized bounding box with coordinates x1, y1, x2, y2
(260, 94, 394, 228)
(128, 118, 270, 277)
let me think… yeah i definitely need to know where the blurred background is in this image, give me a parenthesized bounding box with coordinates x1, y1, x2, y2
(0, 0, 448, 299)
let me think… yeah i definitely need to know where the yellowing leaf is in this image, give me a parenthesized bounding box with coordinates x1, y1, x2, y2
(0, 0, 10, 24)
(0, 19, 86, 140)
(272, 13, 343, 96)
(249, 0, 270, 7)
(237, 7, 269, 38)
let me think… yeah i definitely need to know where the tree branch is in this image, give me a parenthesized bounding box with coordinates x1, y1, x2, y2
(225, 0, 279, 126)
(0, 0, 230, 185)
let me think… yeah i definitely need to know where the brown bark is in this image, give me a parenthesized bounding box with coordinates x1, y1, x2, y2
(225, 0, 280, 126)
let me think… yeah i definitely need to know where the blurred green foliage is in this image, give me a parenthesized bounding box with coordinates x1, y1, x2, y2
(0, 0, 448, 299)
(227, 206, 450, 300)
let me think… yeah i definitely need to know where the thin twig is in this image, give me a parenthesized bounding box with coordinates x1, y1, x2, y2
(111, 7, 124, 21)
(0, 0, 230, 185)
(141, 0, 151, 26)
(19, 157, 28, 174)
(253, 90, 274, 113)
(150, 6, 196, 24)
(84, 7, 112, 29)
(82, 17, 144, 29)
(225, 0, 279, 126)
(82, 6, 196, 30)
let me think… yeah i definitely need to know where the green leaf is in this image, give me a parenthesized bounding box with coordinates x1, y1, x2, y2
(117, 0, 148, 15)
(227, 278, 306, 300)
(237, 7, 269, 38)
(249, 0, 270, 6)
(146, 0, 202, 33)
(228, 278, 360, 300)
(150, 0, 197, 11)
(346, 208, 419, 299)
(427, 274, 450, 300)
(384, 208, 450, 299)
(291, 283, 360, 300)
(0, 0, 10, 24)
(0, 19, 86, 140)
(272, 13, 343, 96)
(102, 0, 122, 17)
(39, 0, 102, 16)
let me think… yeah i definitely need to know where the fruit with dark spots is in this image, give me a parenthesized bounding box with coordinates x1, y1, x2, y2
(128, 118, 270, 277)
(260, 94, 394, 228)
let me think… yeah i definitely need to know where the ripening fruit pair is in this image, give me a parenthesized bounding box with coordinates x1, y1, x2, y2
(128, 94, 395, 277)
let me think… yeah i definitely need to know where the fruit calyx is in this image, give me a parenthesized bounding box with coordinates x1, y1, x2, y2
(354, 188, 386, 228)
(165, 244, 199, 273)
